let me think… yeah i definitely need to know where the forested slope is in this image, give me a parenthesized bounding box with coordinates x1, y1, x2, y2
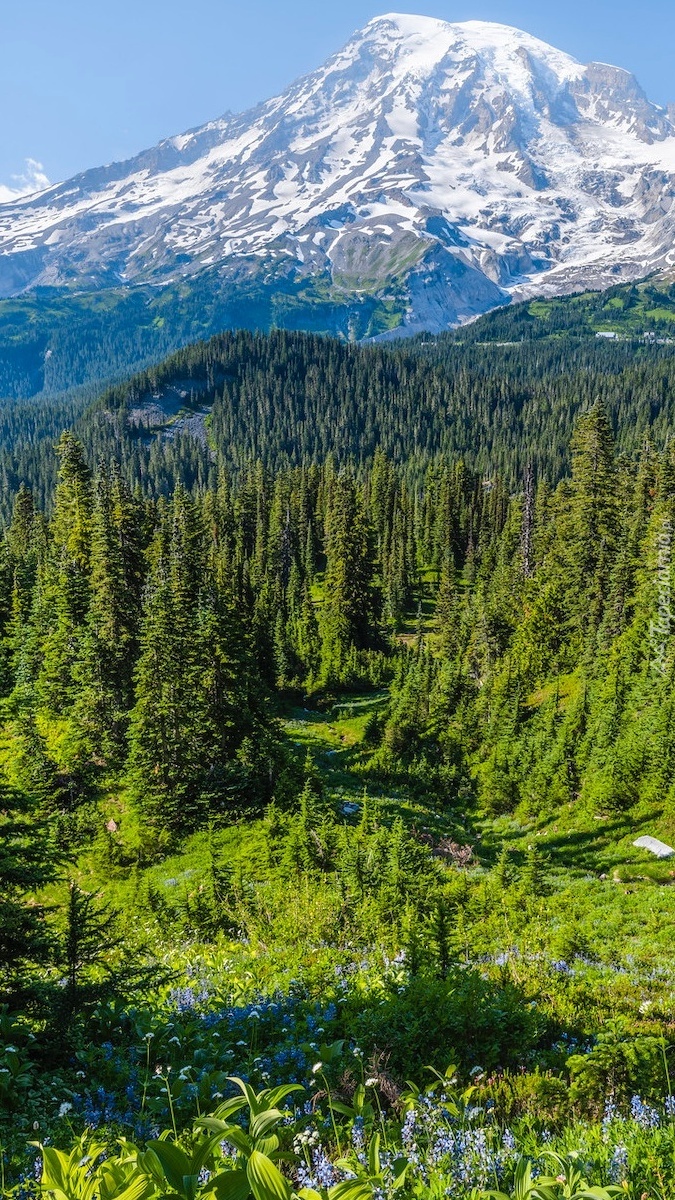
(0, 268, 398, 402)
(4, 324, 675, 1196)
(4, 398, 673, 831)
(452, 273, 675, 344)
(3, 326, 675, 517)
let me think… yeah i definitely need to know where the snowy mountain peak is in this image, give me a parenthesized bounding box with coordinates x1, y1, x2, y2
(324, 14, 586, 111)
(359, 12, 582, 68)
(0, 14, 674, 334)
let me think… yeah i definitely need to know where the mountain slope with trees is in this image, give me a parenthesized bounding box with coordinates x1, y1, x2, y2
(2, 396, 675, 862)
(3, 325, 675, 519)
(3, 332, 675, 1196)
(453, 272, 675, 343)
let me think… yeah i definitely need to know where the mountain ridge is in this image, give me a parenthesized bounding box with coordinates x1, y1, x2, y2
(1, 14, 675, 341)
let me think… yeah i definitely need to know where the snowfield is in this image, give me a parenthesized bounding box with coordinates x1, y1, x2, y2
(1, 13, 675, 331)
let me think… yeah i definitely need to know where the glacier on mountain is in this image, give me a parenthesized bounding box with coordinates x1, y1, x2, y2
(1, 13, 675, 333)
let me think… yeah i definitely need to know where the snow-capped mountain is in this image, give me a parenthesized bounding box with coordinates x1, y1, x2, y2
(2, 13, 675, 333)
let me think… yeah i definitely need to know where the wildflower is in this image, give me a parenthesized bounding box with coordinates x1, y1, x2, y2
(296, 1146, 339, 1191)
(608, 1144, 628, 1183)
(602, 1100, 617, 1136)
(293, 1129, 320, 1152)
(311, 1061, 323, 1074)
(365, 1077, 378, 1087)
(665, 1095, 675, 1118)
(401, 1111, 416, 1141)
(631, 1095, 660, 1129)
(57, 1102, 72, 1118)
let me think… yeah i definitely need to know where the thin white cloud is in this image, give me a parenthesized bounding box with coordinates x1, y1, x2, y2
(0, 158, 50, 203)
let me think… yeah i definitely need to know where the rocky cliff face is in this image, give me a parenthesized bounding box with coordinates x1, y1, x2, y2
(2, 14, 675, 333)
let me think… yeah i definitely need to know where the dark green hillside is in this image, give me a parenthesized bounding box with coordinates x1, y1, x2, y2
(1, 270, 674, 410)
(3, 325, 675, 518)
(454, 272, 675, 344)
(0, 267, 403, 402)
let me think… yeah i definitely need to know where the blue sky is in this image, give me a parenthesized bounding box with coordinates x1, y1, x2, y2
(2, 0, 674, 193)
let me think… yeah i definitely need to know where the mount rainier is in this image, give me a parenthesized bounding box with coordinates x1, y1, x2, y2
(2, 13, 675, 336)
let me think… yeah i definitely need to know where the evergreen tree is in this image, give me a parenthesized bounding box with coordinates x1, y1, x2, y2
(320, 475, 377, 683)
(520, 843, 548, 898)
(431, 899, 453, 980)
(72, 468, 144, 763)
(127, 497, 273, 832)
(568, 400, 618, 634)
(34, 434, 93, 715)
(60, 882, 118, 1008)
(0, 780, 60, 999)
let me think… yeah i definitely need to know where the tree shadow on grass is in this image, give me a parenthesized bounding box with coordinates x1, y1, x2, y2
(478, 807, 666, 874)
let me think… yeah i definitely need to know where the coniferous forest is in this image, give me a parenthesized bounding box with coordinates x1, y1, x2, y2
(6, 323, 675, 1198)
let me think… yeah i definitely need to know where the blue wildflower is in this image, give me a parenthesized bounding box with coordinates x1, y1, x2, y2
(609, 1144, 628, 1183)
